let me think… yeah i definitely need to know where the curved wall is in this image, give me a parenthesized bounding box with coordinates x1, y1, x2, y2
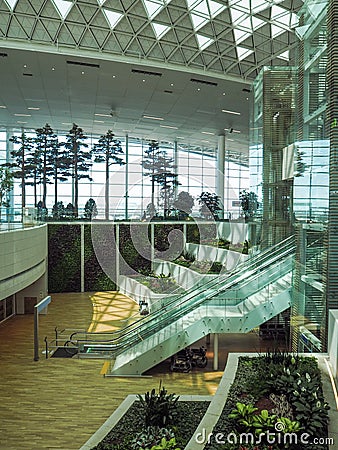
(0, 224, 47, 301)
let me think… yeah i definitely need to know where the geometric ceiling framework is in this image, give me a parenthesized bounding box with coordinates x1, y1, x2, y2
(0, 0, 304, 80)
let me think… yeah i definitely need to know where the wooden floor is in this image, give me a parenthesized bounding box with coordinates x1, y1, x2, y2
(0, 292, 279, 450)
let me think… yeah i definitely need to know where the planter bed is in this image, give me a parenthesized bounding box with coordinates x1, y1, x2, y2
(83, 395, 210, 450)
(204, 352, 330, 450)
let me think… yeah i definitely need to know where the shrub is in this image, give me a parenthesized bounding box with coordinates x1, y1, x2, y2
(137, 384, 180, 427)
(131, 427, 175, 450)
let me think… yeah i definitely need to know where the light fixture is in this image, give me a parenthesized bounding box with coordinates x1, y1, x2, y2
(202, 131, 215, 135)
(62, 122, 72, 126)
(0, 105, 6, 109)
(143, 115, 164, 121)
(95, 113, 112, 117)
(112, 75, 116, 78)
(52, 67, 55, 71)
(27, 107, 40, 110)
(222, 109, 241, 115)
(14, 113, 31, 117)
(94, 120, 105, 123)
(160, 125, 178, 129)
(17, 121, 27, 124)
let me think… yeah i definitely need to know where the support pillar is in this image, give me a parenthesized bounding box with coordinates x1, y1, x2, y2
(80, 224, 85, 292)
(217, 135, 225, 219)
(125, 134, 129, 220)
(116, 223, 120, 286)
(213, 333, 219, 370)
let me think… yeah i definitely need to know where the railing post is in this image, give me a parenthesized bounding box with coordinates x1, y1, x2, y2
(44, 336, 48, 359)
(55, 326, 58, 347)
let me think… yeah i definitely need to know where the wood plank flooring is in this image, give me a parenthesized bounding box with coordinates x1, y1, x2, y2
(0, 292, 223, 450)
(0, 291, 279, 449)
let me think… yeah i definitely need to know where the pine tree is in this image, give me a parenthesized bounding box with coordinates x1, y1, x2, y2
(35, 124, 59, 208)
(91, 130, 124, 220)
(63, 124, 92, 217)
(0, 167, 14, 221)
(7, 132, 34, 208)
(142, 141, 179, 218)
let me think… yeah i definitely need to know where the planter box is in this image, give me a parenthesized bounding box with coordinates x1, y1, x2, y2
(185, 243, 248, 271)
(153, 260, 218, 291)
(119, 275, 181, 312)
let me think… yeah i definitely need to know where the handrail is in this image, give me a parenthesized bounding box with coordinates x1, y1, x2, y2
(66, 236, 295, 343)
(73, 236, 296, 354)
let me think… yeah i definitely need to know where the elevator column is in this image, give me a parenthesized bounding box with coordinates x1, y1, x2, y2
(216, 134, 225, 220)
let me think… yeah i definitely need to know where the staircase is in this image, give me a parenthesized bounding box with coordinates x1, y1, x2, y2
(70, 237, 296, 375)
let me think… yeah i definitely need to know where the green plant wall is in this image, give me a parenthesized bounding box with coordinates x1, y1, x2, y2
(48, 224, 81, 292)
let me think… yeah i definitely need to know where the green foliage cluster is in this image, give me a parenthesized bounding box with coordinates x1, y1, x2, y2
(91, 384, 209, 450)
(135, 273, 185, 294)
(48, 224, 81, 292)
(205, 352, 330, 450)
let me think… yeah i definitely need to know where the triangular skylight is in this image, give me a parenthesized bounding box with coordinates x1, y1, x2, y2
(237, 46, 254, 61)
(251, 0, 268, 13)
(97, 0, 105, 5)
(252, 16, 265, 29)
(307, 2, 327, 19)
(230, 8, 247, 24)
(51, 0, 73, 20)
(190, 13, 209, 30)
(142, 0, 163, 19)
(271, 23, 286, 38)
(208, 0, 226, 17)
(234, 28, 251, 44)
(196, 34, 214, 50)
(239, 16, 253, 31)
(102, 9, 123, 29)
(187, 0, 200, 8)
(278, 50, 289, 61)
(271, 5, 288, 20)
(295, 23, 311, 39)
(4, 0, 18, 10)
(152, 23, 170, 39)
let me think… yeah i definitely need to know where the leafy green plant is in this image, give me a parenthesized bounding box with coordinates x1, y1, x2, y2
(131, 427, 175, 450)
(228, 402, 258, 428)
(150, 436, 181, 449)
(251, 409, 276, 434)
(137, 384, 180, 427)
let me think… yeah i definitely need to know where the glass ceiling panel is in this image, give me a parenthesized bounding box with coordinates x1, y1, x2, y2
(152, 22, 170, 39)
(51, 0, 73, 20)
(103, 10, 123, 29)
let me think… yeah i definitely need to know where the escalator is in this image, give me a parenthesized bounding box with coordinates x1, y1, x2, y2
(65, 236, 296, 375)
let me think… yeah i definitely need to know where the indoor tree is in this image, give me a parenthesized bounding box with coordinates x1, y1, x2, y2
(239, 190, 259, 219)
(198, 192, 221, 220)
(173, 191, 194, 219)
(142, 141, 179, 218)
(6, 132, 34, 208)
(0, 167, 13, 221)
(35, 124, 59, 208)
(91, 130, 124, 220)
(63, 124, 92, 217)
(84, 198, 98, 219)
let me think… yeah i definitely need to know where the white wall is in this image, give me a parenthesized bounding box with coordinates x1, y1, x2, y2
(328, 310, 338, 380)
(0, 224, 48, 302)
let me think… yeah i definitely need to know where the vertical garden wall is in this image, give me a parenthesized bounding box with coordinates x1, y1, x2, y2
(47, 221, 244, 293)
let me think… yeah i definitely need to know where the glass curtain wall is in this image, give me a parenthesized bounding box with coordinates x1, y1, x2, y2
(0, 128, 249, 221)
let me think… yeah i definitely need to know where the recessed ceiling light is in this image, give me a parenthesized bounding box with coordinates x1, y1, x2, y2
(62, 122, 72, 126)
(95, 113, 111, 117)
(143, 115, 164, 121)
(222, 109, 241, 115)
(202, 131, 215, 135)
(0, 105, 6, 109)
(222, 92, 226, 95)
(170, 83, 174, 86)
(52, 67, 55, 71)
(142, 79, 145, 82)
(81, 71, 85, 75)
(94, 120, 105, 123)
(197, 88, 201, 91)
(228, 138, 234, 141)
(27, 107, 40, 110)
(17, 121, 27, 124)
(112, 75, 116, 78)
(160, 125, 178, 129)
(23, 64, 27, 68)
(14, 113, 31, 117)
(201, 140, 210, 143)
